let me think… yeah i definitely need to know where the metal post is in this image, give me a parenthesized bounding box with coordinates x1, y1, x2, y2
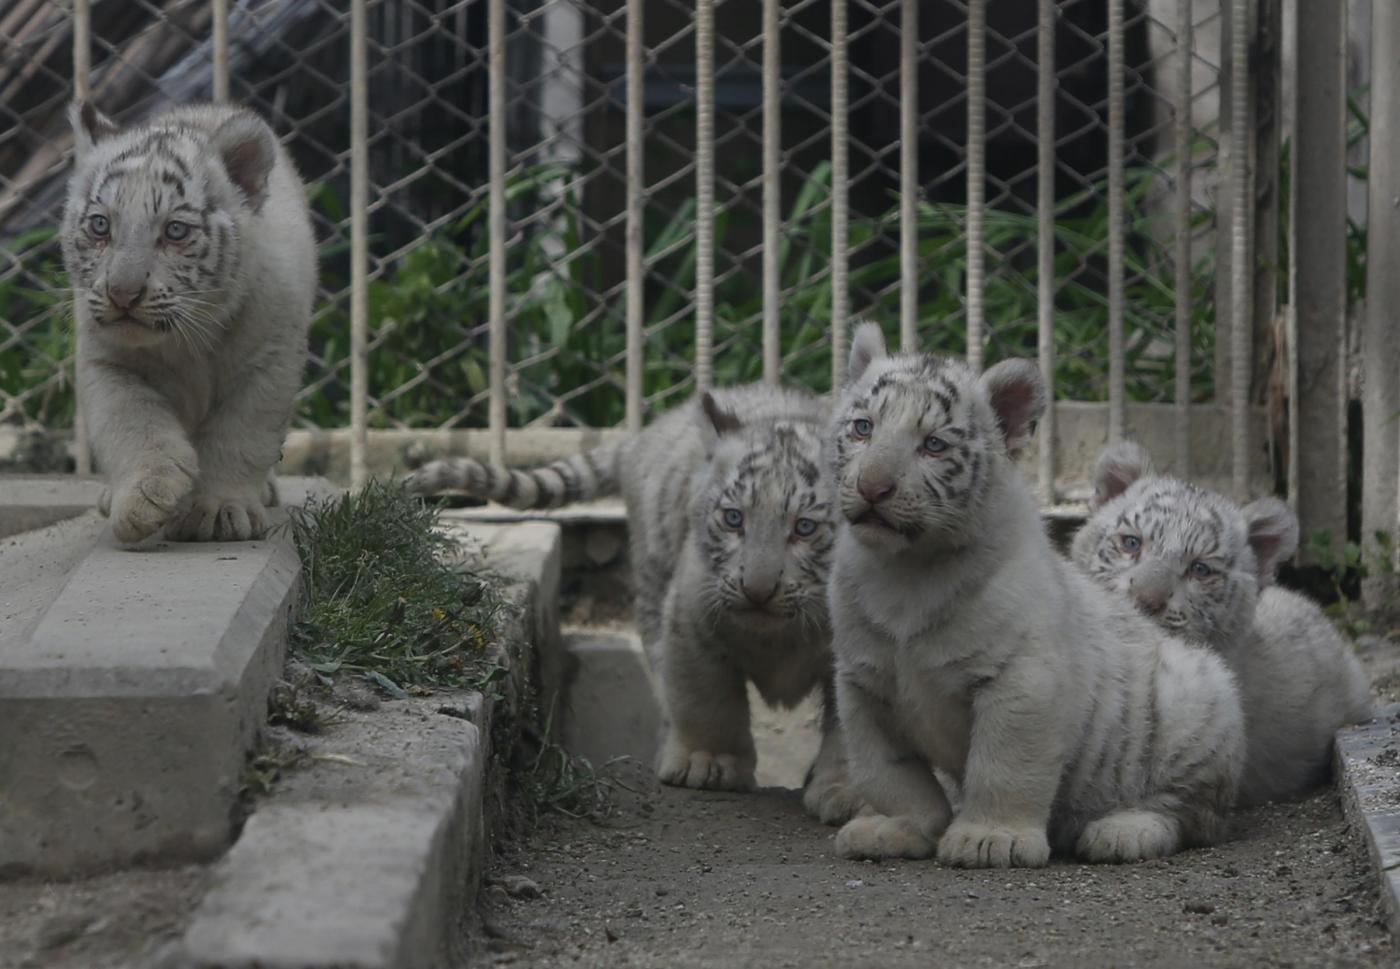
(349, 0, 368, 489)
(1106, 0, 1125, 442)
(763, 0, 782, 382)
(626, 0, 645, 429)
(72, 0, 91, 475)
(1363, 0, 1400, 601)
(1172, 0, 1192, 473)
(1227, 0, 1252, 499)
(830, 0, 849, 388)
(695, 0, 715, 391)
(212, 0, 230, 102)
(1290, 0, 1347, 547)
(899, 0, 918, 351)
(488, 0, 508, 465)
(1036, 0, 1056, 499)
(966, 0, 986, 371)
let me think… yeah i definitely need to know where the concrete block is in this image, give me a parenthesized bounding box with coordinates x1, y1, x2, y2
(1334, 704, 1400, 937)
(560, 630, 660, 769)
(177, 696, 489, 969)
(0, 477, 333, 876)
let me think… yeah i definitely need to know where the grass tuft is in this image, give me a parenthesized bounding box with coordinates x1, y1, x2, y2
(285, 479, 504, 695)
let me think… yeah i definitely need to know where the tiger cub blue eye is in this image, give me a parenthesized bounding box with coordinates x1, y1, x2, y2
(164, 220, 191, 242)
(1189, 561, 1214, 578)
(852, 418, 873, 438)
(722, 508, 744, 529)
(88, 214, 110, 236)
(794, 517, 818, 537)
(924, 434, 948, 454)
(1120, 534, 1141, 552)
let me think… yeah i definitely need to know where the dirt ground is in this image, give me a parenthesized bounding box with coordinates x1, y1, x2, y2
(473, 761, 1393, 969)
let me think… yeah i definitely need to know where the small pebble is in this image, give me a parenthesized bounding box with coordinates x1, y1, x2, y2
(502, 875, 542, 900)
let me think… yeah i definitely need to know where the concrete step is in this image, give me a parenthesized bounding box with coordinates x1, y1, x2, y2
(173, 520, 561, 969)
(0, 477, 333, 877)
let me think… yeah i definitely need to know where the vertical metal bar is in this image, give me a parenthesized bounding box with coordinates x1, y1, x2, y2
(830, 0, 849, 388)
(73, 0, 91, 475)
(349, 0, 369, 489)
(1106, 0, 1125, 442)
(1253, 0, 1282, 484)
(625, 0, 645, 429)
(899, 0, 918, 351)
(1290, 0, 1347, 545)
(965, 0, 986, 371)
(1036, 0, 1056, 499)
(1227, 0, 1251, 498)
(488, 0, 508, 463)
(695, 0, 715, 391)
(762, 0, 781, 382)
(212, 0, 230, 102)
(1172, 0, 1192, 473)
(1363, 0, 1400, 602)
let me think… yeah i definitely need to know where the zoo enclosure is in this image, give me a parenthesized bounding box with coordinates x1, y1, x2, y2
(0, 0, 1393, 554)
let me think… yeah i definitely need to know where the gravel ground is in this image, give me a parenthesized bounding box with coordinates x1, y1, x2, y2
(474, 764, 1393, 969)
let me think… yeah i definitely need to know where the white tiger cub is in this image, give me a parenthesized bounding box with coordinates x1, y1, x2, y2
(62, 102, 315, 543)
(1071, 442, 1374, 806)
(405, 385, 858, 824)
(826, 323, 1244, 867)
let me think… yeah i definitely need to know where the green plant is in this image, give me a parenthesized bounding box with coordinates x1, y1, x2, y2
(0, 227, 74, 427)
(1304, 528, 1396, 636)
(303, 160, 1217, 430)
(284, 478, 504, 694)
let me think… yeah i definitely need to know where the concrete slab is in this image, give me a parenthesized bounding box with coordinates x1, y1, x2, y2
(0, 474, 104, 539)
(1335, 703, 1400, 936)
(0, 477, 334, 877)
(178, 696, 490, 969)
(560, 629, 660, 769)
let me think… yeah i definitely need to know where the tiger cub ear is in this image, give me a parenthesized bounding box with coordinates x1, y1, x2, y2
(1242, 497, 1298, 585)
(979, 358, 1046, 459)
(848, 321, 887, 384)
(70, 101, 121, 160)
(210, 111, 278, 211)
(1091, 441, 1154, 508)
(699, 391, 743, 456)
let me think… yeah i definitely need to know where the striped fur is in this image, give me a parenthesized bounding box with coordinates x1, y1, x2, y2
(405, 439, 625, 508)
(826, 323, 1244, 868)
(62, 101, 315, 543)
(410, 385, 858, 823)
(1072, 441, 1374, 805)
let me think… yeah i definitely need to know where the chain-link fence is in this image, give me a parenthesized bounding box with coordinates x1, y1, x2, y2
(0, 1, 1305, 496)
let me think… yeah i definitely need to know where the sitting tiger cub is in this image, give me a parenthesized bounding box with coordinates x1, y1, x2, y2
(406, 385, 858, 824)
(1071, 442, 1374, 806)
(826, 323, 1244, 867)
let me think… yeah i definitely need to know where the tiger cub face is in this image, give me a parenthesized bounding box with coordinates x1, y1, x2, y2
(1071, 441, 1299, 652)
(693, 394, 835, 629)
(829, 321, 1045, 553)
(62, 103, 278, 351)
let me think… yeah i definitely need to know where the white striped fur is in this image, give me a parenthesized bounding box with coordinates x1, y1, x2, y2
(407, 385, 859, 824)
(826, 323, 1244, 868)
(1073, 442, 1374, 806)
(62, 101, 315, 543)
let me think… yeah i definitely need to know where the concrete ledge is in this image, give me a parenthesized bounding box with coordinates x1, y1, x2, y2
(0, 477, 333, 877)
(1334, 703, 1400, 936)
(174, 520, 559, 969)
(0, 473, 104, 539)
(560, 629, 659, 769)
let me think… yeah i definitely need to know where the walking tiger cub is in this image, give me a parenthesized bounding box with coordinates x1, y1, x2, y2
(406, 385, 858, 824)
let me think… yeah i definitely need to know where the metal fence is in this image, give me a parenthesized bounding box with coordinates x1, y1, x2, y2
(0, 1, 1382, 548)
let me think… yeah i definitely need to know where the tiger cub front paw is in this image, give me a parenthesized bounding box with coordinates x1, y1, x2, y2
(656, 744, 755, 791)
(165, 490, 269, 542)
(110, 461, 196, 544)
(936, 819, 1051, 869)
(802, 769, 862, 825)
(835, 813, 938, 860)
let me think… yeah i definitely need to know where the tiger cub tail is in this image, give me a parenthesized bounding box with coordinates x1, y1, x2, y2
(404, 437, 628, 509)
